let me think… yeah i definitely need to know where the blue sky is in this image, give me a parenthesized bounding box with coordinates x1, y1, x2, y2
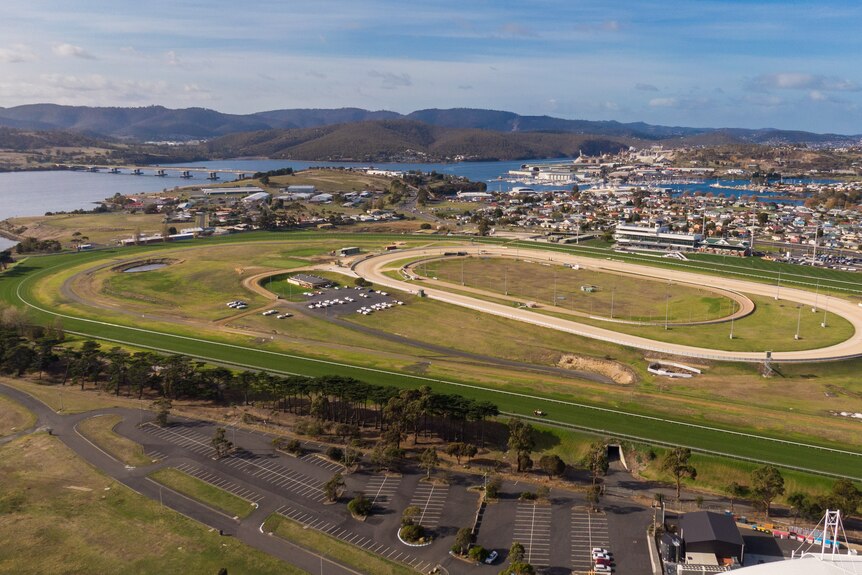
(1, 0, 861, 133)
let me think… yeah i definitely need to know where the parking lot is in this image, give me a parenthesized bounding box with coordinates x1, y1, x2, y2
(126, 417, 654, 575)
(300, 286, 405, 318)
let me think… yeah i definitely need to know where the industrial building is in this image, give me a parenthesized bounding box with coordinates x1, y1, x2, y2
(679, 511, 745, 569)
(337, 247, 361, 257)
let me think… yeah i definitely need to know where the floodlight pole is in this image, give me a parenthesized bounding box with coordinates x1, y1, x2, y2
(795, 304, 802, 340)
(729, 315, 735, 339)
(775, 270, 781, 300)
(504, 266, 508, 295)
(610, 287, 616, 319)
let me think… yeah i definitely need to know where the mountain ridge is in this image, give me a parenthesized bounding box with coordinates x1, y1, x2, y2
(0, 103, 858, 145)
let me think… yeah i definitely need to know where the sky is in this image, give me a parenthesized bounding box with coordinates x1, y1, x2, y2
(1, 0, 862, 133)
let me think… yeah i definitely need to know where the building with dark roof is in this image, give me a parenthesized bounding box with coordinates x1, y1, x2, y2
(287, 274, 331, 289)
(680, 511, 745, 567)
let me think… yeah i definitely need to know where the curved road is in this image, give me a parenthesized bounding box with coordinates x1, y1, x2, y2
(353, 245, 862, 363)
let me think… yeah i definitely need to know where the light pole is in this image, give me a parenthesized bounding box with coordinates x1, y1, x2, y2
(822, 297, 829, 328)
(729, 315, 735, 340)
(775, 270, 781, 300)
(795, 304, 803, 340)
(504, 265, 508, 295)
(610, 286, 616, 319)
(664, 281, 671, 330)
(812, 280, 820, 312)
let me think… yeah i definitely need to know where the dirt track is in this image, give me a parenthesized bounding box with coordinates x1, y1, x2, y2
(354, 245, 862, 363)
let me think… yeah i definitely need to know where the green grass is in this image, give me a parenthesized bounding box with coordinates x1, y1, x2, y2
(0, 393, 36, 437)
(424, 256, 737, 322)
(76, 414, 153, 467)
(2, 231, 861, 480)
(149, 468, 256, 519)
(263, 513, 415, 575)
(0, 433, 306, 575)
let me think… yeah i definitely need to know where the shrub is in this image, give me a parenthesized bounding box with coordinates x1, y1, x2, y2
(285, 439, 303, 455)
(326, 446, 344, 462)
(348, 494, 372, 517)
(354, 277, 370, 287)
(485, 475, 503, 499)
(519, 491, 537, 501)
(399, 524, 424, 543)
(419, 223, 432, 230)
(468, 545, 489, 562)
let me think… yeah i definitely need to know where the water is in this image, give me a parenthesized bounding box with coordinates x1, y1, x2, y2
(123, 263, 167, 273)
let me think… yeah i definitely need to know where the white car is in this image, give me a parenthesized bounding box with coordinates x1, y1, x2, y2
(594, 565, 613, 573)
(484, 550, 498, 564)
(276, 313, 292, 319)
(592, 548, 610, 555)
(262, 310, 278, 316)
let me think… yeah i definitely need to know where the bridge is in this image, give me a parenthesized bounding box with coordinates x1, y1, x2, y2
(58, 164, 253, 181)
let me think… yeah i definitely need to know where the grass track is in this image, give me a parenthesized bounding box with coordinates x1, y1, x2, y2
(2, 232, 861, 480)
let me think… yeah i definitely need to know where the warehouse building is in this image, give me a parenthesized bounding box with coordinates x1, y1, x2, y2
(680, 511, 745, 568)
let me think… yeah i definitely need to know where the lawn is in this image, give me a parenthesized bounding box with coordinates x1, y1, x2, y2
(263, 513, 415, 575)
(0, 393, 36, 436)
(149, 467, 256, 519)
(0, 433, 305, 575)
(423, 256, 737, 323)
(0, 377, 131, 413)
(76, 414, 153, 467)
(5, 212, 166, 247)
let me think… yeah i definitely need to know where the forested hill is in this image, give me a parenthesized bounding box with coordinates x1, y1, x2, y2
(198, 119, 632, 162)
(0, 103, 857, 145)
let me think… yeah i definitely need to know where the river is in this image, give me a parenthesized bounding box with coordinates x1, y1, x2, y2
(0, 158, 816, 251)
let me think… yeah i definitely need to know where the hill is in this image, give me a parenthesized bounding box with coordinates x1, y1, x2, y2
(199, 119, 632, 162)
(0, 103, 857, 145)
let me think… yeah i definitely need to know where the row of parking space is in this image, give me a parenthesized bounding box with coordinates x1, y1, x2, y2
(364, 474, 401, 510)
(571, 511, 611, 573)
(222, 452, 326, 503)
(408, 482, 449, 528)
(275, 505, 436, 574)
(141, 422, 215, 457)
(174, 462, 264, 504)
(513, 502, 553, 568)
(299, 452, 345, 473)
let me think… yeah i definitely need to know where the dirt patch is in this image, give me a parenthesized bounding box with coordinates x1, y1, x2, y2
(557, 354, 637, 385)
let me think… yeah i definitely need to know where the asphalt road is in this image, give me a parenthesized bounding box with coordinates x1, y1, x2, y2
(353, 245, 862, 362)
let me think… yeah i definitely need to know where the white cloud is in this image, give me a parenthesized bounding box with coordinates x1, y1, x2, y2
(649, 97, 677, 108)
(52, 43, 96, 60)
(368, 70, 412, 89)
(0, 44, 37, 63)
(749, 73, 859, 92)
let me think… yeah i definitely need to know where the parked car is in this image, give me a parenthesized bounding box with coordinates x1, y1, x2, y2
(484, 550, 499, 564)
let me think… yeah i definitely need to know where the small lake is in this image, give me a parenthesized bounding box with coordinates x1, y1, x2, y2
(123, 263, 168, 273)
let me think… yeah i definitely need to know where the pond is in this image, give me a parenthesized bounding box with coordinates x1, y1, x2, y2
(123, 263, 168, 273)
